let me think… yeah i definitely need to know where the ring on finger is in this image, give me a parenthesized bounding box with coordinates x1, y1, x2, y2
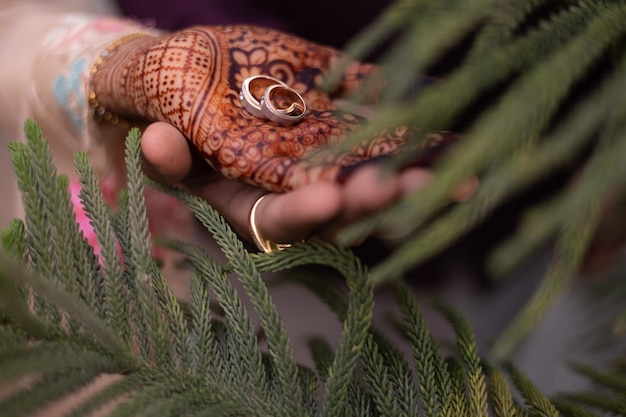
(240, 75, 287, 119)
(248, 192, 294, 253)
(260, 84, 307, 126)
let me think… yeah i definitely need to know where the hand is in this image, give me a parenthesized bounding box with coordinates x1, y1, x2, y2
(140, 122, 474, 246)
(92, 25, 457, 192)
(93, 25, 474, 248)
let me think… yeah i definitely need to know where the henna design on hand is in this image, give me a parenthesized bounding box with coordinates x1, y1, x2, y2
(94, 25, 458, 192)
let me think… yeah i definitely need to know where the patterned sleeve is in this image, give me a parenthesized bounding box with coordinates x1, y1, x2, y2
(25, 13, 194, 265)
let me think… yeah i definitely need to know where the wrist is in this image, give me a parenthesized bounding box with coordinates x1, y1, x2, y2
(89, 34, 160, 126)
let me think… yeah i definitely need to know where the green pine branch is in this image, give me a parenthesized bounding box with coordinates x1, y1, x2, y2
(4, 0, 626, 413)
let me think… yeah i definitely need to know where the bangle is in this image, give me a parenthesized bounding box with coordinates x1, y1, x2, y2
(88, 32, 153, 127)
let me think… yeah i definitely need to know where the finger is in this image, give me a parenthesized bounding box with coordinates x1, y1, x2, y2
(341, 164, 402, 221)
(310, 164, 406, 243)
(141, 122, 192, 184)
(451, 176, 480, 202)
(398, 167, 434, 195)
(398, 166, 479, 203)
(255, 182, 345, 244)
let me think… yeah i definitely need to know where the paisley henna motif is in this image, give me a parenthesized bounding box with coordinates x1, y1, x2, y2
(94, 25, 457, 192)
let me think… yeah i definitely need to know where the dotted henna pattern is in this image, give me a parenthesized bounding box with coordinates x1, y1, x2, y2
(115, 25, 459, 192)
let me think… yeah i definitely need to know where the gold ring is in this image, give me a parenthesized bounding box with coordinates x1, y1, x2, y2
(240, 75, 286, 119)
(260, 84, 307, 126)
(248, 193, 293, 253)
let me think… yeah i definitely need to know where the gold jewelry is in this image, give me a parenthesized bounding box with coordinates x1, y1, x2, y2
(240, 75, 286, 119)
(88, 33, 153, 127)
(248, 193, 293, 253)
(260, 84, 307, 126)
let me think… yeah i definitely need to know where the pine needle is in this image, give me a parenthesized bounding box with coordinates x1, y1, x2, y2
(371, 331, 420, 417)
(435, 301, 489, 417)
(74, 151, 130, 342)
(1, 220, 28, 261)
(470, 0, 552, 55)
(446, 358, 470, 417)
(339, 1, 626, 248)
(123, 129, 171, 367)
(487, 368, 518, 417)
(323, 0, 437, 91)
(550, 396, 607, 417)
(0, 341, 117, 386)
(506, 364, 559, 417)
(308, 336, 335, 380)
(188, 268, 222, 382)
(492, 104, 626, 360)
(377, 0, 493, 102)
(322, 250, 373, 417)
(360, 335, 403, 417)
(390, 282, 440, 417)
(166, 241, 273, 413)
(0, 250, 135, 370)
(569, 362, 626, 394)
(65, 374, 144, 417)
(0, 368, 110, 417)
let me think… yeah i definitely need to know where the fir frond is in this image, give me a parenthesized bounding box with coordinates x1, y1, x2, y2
(339, 1, 626, 251)
(432, 353, 454, 417)
(0, 370, 106, 417)
(0, 341, 117, 386)
(555, 392, 626, 415)
(435, 301, 489, 417)
(446, 358, 470, 417)
(492, 105, 626, 359)
(321, 251, 373, 417)
(371, 331, 420, 417)
(487, 368, 518, 417)
(1, 220, 28, 260)
(550, 396, 606, 417)
(470, 0, 552, 55)
(108, 372, 242, 417)
(188, 268, 222, 381)
(220, 253, 303, 412)
(390, 282, 442, 417)
(328, 0, 608, 187)
(360, 335, 403, 417)
(156, 186, 305, 416)
(507, 364, 560, 417)
(7, 140, 60, 324)
(0, 252, 59, 340)
(376, 0, 493, 102)
(74, 151, 130, 343)
(298, 366, 320, 417)
(123, 129, 171, 368)
(308, 336, 335, 380)
(65, 374, 144, 417)
(368, 72, 610, 280)
(165, 241, 273, 412)
(20, 120, 102, 315)
(569, 362, 626, 394)
(323, 0, 436, 90)
(0, 250, 135, 369)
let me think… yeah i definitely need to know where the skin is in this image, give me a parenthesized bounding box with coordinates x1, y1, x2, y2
(93, 25, 476, 247)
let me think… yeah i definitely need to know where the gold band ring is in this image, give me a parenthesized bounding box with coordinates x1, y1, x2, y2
(248, 193, 293, 253)
(260, 84, 307, 126)
(240, 75, 286, 119)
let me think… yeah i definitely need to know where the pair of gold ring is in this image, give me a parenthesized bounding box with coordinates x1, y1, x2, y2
(239, 75, 307, 126)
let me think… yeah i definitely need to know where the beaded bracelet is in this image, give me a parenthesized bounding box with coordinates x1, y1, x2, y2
(88, 32, 153, 127)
